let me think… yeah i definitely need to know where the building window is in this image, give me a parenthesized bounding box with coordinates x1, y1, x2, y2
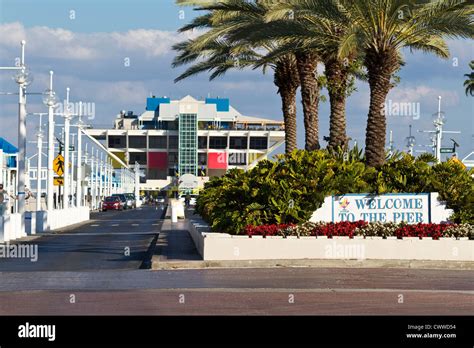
(169, 136, 179, 149)
(129, 152, 147, 165)
(229, 137, 247, 149)
(108, 136, 126, 148)
(249, 137, 268, 150)
(128, 136, 147, 148)
(198, 136, 207, 149)
(147, 168, 167, 180)
(209, 136, 227, 149)
(149, 136, 167, 149)
(198, 153, 207, 166)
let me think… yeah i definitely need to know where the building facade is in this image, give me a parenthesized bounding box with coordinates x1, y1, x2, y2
(86, 95, 285, 191)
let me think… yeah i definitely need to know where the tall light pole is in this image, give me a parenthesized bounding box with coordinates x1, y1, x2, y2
(134, 162, 140, 207)
(76, 124, 83, 207)
(99, 152, 103, 207)
(405, 125, 416, 156)
(36, 115, 43, 211)
(43, 71, 58, 211)
(70, 133, 75, 207)
(12, 40, 30, 235)
(62, 87, 71, 209)
(434, 96, 443, 162)
(90, 150, 96, 210)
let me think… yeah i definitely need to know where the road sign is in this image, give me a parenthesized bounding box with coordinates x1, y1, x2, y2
(69, 146, 75, 151)
(53, 154, 65, 176)
(440, 148, 455, 153)
(54, 177, 64, 186)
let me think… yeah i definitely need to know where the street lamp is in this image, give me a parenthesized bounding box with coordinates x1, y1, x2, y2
(42, 71, 59, 211)
(405, 125, 416, 156)
(12, 40, 32, 236)
(35, 115, 44, 212)
(62, 87, 72, 209)
(432, 96, 445, 162)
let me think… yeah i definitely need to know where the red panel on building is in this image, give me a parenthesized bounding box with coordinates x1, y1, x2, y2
(148, 152, 168, 169)
(208, 152, 227, 169)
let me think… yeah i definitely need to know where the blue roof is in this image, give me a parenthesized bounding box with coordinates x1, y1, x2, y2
(146, 97, 170, 112)
(0, 137, 18, 154)
(205, 98, 230, 112)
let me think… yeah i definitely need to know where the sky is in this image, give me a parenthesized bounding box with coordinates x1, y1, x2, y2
(0, 0, 473, 160)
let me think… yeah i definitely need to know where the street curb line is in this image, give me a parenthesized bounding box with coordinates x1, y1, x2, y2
(151, 257, 474, 270)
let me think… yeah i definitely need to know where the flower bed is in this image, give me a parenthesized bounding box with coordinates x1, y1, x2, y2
(245, 221, 474, 239)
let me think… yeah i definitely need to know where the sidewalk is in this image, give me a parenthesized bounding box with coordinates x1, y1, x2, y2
(153, 212, 201, 263)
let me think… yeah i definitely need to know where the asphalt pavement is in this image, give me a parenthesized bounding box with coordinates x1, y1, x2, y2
(0, 205, 165, 271)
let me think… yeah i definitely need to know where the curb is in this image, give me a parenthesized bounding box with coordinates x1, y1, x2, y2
(151, 257, 474, 270)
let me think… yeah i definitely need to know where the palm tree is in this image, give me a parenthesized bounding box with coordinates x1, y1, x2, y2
(339, 0, 474, 166)
(174, 0, 301, 153)
(265, 0, 473, 166)
(464, 60, 474, 96)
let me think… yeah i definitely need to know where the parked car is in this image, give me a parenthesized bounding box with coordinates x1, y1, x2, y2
(111, 194, 128, 209)
(102, 196, 124, 211)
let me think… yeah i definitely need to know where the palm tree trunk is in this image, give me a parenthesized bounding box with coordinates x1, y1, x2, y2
(325, 57, 349, 151)
(365, 50, 398, 167)
(274, 56, 300, 154)
(295, 51, 320, 151)
(279, 86, 298, 153)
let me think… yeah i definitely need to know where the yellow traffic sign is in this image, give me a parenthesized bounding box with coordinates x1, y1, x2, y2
(54, 177, 64, 186)
(53, 154, 65, 176)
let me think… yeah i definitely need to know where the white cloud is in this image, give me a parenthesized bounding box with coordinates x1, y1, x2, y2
(0, 22, 199, 61)
(388, 85, 460, 106)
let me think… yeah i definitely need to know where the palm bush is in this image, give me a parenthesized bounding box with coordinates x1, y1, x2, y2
(195, 149, 474, 234)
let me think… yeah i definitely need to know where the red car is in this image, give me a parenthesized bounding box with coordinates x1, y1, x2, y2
(102, 196, 124, 211)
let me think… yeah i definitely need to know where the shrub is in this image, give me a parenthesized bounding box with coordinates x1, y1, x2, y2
(394, 223, 450, 240)
(243, 221, 473, 239)
(444, 224, 474, 239)
(196, 148, 474, 234)
(354, 222, 399, 238)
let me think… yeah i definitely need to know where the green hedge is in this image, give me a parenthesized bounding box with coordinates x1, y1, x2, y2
(195, 148, 474, 234)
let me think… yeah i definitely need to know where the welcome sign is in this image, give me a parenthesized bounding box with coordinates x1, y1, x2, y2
(308, 193, 451, 224)
(332, 193, 430, 223)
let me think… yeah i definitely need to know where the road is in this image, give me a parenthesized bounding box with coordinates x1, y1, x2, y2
(0, 205, 165, 271)
(0, 205, 472, 315)
(0, 267, 472, 315)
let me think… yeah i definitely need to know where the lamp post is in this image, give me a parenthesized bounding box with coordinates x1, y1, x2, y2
(42, 71, 58, 211)
(134, 162, 140, 207)
(405, 125, 416, 156)
(70, 133, 75, 207)
(12, 40, 31, 236)
(62, 88, 72, 209)
(36, 116, 43, 212)
(433, 96, 444, 162)
(90, 150, 96, 210)
(99, 152, 103, 208)
(76, 125, 83, 207)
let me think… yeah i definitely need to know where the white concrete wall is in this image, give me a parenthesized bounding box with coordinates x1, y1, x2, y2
(37, 207, 90, 232)
(187, 221, 473, 261)
(0, 213, 22, 243)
